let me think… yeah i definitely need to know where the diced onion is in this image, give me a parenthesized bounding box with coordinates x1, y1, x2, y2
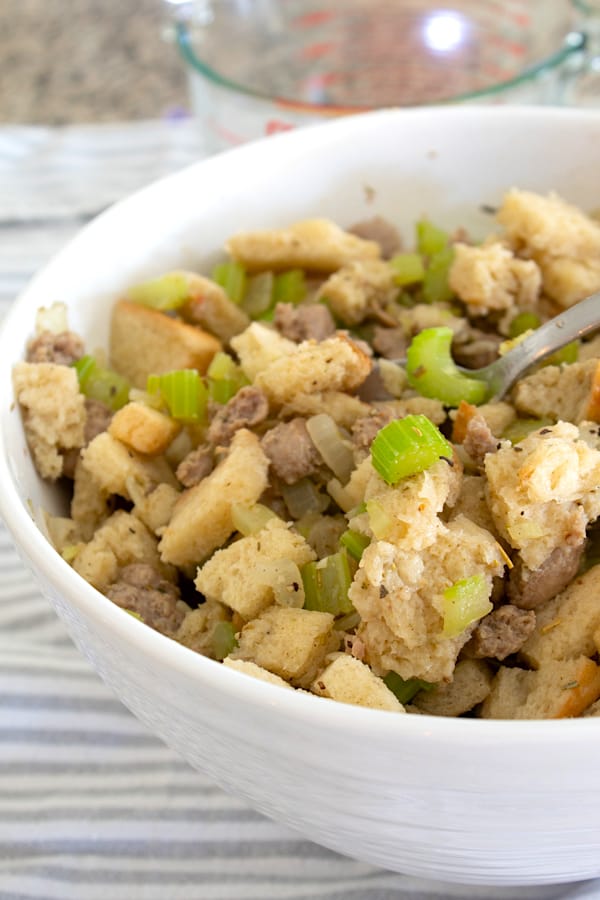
(306, 414, 355, 483)
(281, 478, 329, 519)
(231, 502, 278, 536)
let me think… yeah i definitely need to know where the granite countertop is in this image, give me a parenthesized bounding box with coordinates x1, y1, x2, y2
(0, 0, 188, 124)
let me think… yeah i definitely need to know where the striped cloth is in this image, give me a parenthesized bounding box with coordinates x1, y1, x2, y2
(1, 120, 600, 900)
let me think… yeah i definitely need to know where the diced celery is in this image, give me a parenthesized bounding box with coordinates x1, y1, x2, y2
(272, 269, 306, 305)
(146, 369, 208, 423)
(422, 247, 455, 304)
(73, 354, 130, 412)
(127, 272, 190, 310)
(212, 621, 238, 660)
(416, 219, 449, 257)
(212, 260, 247, 305)
(243, 271, 274, 318)
(545, 341, 579, 367)
(383, 671, 434, 704)
(389, 252, 426, 286)
(370, 414, 453, 485)
(301, 550, 354, 616)
(508, 310, 542, 338)
(365, 499, 393, 539)
(231, 502, 277, 536)
(502, 417, 554, 444)
(406, 327, 488, 407)
(442, 574, 492, 638)
(207, 351, 249, 403)
(339, 529, 370, 561)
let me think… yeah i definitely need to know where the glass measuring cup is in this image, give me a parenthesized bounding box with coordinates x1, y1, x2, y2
(167, 0, 598, 152)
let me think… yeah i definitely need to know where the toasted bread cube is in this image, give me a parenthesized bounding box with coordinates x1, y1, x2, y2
(254, 334, 371, 408)
(232, 606, 338, 688)
(311, 654, 405, 712)
(178, 271, 250, 342)
(80, 431, 177, 498)
(449, 241, 541, 314)
(513, 359, 600, 424)
(195, 519, 315, 620)
(110, 300, 221, 389)
(226, 219, 380, 273)
(72, 510, 166, 593)
(540, 256, 600, 308)
(13, 361, 86, 480)
(159, 429, 269, 568)
(497, 189, 600, 260)
(230, 322, 296, 381)
(480, 656, 600, 719)
(316, 259, 398, 325)
(412, 659, 493, 717)
(175, 600, 230, 658)
(222, 657, 294, 690)
(519, 565, 600, 669)
(109, 401, 181, 456)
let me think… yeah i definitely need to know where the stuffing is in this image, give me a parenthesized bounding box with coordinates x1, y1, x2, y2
(177, 271, 250, 342)
(108, 401, 181, 456)
(222, 657, 294, 689)
(480, 656, 600, 719)
(316, 259, 398, 325)
(226, 218, 380, 273)
(230, 322, 296, 381)
(254, 334, 371, 408)
(110, 300, 221, 388)
(175, 600, 231, 658)
(350, 514, 506, 683)
(497, 189, 600, 261)
(195, 519, 315, 620)
(485, 422, 600, 570)
(80, 432, 178, 499)
(311, 654, 405, 712)
(13, 362, 86, 480)
(412, 658, 494, 716)
(159, 429, 269, 567)
(72, 510, 170, 593)
(281, 391, 370, 430)
(512, 359, 600, 424)
(230, 606, 339, 688)
(518, 564, 600, 669)
(449, 241, 541, 315)
(497, 190, 600, 309)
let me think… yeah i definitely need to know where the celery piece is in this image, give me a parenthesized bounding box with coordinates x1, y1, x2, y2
(207, 351, 249, 404)
(406, 326, 488, 406)
(127, 272, 190, 310)
(243, 271, 274, 318)
(339, 529, 370, 561)
(212, 260, 247, 305)
(545, 341, 579, 367)
(370, 414, 453, 485)
(73, 355, 130, 412)
(231, 502, 277, 536)
(212, 621, 238, 660)
(422, 247, 455, 304)
(365, 499, 393, 539)
(301, 550, 354, 616)
(416, 219, 449, 257)
(272, 269, 307, 306)
(146, 369, 208, 423)
(442, 574, 492, 638)
(502, 417, 554, 444)
(389, 252, 426, 286)
(508, 310, 542, 338)
(383, 671, 434, 705)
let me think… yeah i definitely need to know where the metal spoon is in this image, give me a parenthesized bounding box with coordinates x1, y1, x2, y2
(449, 289, 600, 400)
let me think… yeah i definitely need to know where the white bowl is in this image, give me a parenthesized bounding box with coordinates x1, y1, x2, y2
(2, 106, 600, 887)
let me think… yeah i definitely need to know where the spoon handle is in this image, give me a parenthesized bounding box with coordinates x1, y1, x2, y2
(483, 290, 600, 399)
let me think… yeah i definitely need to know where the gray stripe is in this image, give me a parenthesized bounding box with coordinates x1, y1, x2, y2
(0, 729, 160, 746)
(0, 695, 125, 713)
(0, 807, 262, 824)
(0, 840, 336, 861)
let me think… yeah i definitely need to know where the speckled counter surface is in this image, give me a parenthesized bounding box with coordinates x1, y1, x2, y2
(0, 0, 188, 124)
